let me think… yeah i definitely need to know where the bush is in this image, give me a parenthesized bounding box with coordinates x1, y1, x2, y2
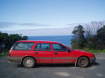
(0, 32, 28, 50)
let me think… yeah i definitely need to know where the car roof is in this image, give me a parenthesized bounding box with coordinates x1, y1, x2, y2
(16, 40, 59, 44)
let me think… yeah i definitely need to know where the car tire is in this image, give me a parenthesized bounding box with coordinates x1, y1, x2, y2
(77, 57, 90, 67)
(22, 57, 35, 68)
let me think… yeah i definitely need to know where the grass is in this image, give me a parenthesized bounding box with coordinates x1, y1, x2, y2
(80, 49, 105, 53)
(0, 50, 8, 57)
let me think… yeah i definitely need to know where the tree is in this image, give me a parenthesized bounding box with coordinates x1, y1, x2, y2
(83, 21, 105, 49)
(72, 25, 86, 49)
(22, 36, 28, 40)
(71, 21, 105, 50)
(96, 25, 105, 49)
(85, 21, 104, 37)
(0, 32, 28, 50)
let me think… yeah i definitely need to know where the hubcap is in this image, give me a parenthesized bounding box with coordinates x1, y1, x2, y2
(80, 59, 87, 65)
(79, 57, 89, 67)
(25, 59, 34, 67)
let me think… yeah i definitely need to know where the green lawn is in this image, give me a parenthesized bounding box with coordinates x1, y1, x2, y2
(80, 49, 105, 53)
(0, 50, 8, 57)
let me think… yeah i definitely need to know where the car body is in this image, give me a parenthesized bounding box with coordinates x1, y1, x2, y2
(8, 40, 96, 68)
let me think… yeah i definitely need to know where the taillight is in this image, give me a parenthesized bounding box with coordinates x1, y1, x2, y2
(8, 47, 13, 56)
(8, 50, 11, 56)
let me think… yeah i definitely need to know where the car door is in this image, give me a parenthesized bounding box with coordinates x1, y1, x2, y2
(33, 43, 53, 63)
(51, 43, 73, 63)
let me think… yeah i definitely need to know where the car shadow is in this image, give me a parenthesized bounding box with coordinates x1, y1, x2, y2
(17, 62, 100, 68)
(36, 64, 75, 68)
(87, 62, 100, 68)
(17, 63, 75, 68)
(93, 62, 100, 66)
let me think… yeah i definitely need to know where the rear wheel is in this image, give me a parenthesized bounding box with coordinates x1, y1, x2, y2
(77, 57, 90, 67)
(22, 57, 35, 68)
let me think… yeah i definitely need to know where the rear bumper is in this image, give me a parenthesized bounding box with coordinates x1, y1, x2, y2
(8, 56, 22, 64)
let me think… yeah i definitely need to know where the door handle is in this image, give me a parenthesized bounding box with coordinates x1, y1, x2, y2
(34, 52, 38, 54)
(54, 52, 58, 55)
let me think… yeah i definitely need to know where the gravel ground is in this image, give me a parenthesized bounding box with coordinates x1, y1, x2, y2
(0, 53, 105, 78)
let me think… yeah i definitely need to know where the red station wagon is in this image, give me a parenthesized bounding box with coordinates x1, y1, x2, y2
(8, 40, 96, 68)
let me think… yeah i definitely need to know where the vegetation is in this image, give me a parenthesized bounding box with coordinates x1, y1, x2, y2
(0, 50, 8, 57)
(0, 32, 28, 56)
(81, 49, 105, 53)
(72, 25, 86, 49)
(71, 21, 105, 52)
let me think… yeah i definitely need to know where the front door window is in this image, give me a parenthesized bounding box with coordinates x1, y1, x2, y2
(52, 44, 69, 52)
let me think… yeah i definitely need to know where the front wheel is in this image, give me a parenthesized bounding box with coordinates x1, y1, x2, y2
(22, 57, 35, 68)
(77, 57, 90, 67)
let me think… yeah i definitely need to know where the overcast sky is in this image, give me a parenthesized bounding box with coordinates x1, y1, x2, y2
(0, 0, 105, 36)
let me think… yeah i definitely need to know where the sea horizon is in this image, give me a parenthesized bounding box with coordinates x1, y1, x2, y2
(28, 35, 73, 46)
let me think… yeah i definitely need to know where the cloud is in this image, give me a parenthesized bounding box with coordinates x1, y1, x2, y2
(0, 22, 17, 28)
(0, 21, 51, 29)
(20, 23, 50, 26)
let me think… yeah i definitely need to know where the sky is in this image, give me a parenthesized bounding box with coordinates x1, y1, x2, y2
(0, 0, 105, 36)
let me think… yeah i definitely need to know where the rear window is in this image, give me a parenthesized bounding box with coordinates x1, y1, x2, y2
(13, 42, 34, 50)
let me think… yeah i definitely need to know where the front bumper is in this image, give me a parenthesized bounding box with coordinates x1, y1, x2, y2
(90, 57, 96, 64)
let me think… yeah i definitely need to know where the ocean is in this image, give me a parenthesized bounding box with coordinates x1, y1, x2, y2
(28, 35, 73, 46)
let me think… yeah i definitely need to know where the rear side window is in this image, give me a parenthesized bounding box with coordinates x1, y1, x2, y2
(35, 43, 50, 51)
(13, 42, 34, 50)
